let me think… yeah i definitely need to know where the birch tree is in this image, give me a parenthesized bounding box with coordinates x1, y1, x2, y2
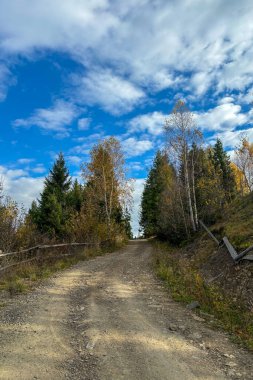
(235, 136, 253, 193)
(164, 100, 202, 232)
(82, 137, 131, 239)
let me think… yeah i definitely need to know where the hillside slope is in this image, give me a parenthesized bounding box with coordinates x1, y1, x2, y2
(198, 194, 253, 309)
(154, 195, 253, 349)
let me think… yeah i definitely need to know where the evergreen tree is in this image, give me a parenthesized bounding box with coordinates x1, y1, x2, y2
(31, 153, 72, 236)
(43, 193, 63, 235)
(213, 139, 236, 202)
(109, 204, 133, 239)
(121, 208, 133, 239)
(195, 148, 225, 223)
(28, 200, 40, 226)
(140, 151, 171, 237)
(44, 152, 71, 205)
(67, 179, 83, 212)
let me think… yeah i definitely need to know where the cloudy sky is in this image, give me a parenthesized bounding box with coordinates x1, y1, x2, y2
(1, 0, 253, 235)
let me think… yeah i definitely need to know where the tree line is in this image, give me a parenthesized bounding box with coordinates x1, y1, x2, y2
(0, 137, 132, 253)
(140, 100, 252, 243)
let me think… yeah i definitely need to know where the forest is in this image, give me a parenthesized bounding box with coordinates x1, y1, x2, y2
(1, 100, 253, 253)
(140, 100, 253, 244)
(0, 137, 132, 254)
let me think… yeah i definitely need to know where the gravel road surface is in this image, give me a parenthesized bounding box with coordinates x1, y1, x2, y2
(0, 240, 252, 379)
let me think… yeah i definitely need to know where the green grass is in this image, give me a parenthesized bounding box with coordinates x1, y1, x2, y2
(153, 241, 253, 351)
(212, 193, 253, 251)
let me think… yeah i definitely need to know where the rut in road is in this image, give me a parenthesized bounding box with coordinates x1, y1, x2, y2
(0, 241, 252, 380)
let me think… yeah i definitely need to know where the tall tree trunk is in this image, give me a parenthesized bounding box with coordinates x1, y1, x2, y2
(184, 147, 196, 232)
(178, 180, 189, 238)
(191, 152, 198, 229)
(102, 163, 111, 239)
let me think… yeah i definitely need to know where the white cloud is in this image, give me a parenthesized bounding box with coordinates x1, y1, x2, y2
(128, 111, 165, 136)
(197, 98, 249, 132)
(66, 155, 82, 166)
(128, 161, 142, 173)
(17, 158, 35, 165)
(216, 44, 253, 92)
(1, 168, 28, 179)
(73, 69, 145, 115)
(149, 71, 177, 91)
(122, 137, 153, 158)
(210, 128, 253, 149)
(191, 71, 213, 96)
(71, 133, 104, 155)
(0, 1, 117, 54)
(0, 165, 44, 209)
(16, 160, 46, 174)
(13, 100, 80, 137)
(237, 87, 253, 104)
(0, 64, 15, 101)
(31, 164, 46, 174)
(78, 117, 91, 131)
(1, 1, 253, 104)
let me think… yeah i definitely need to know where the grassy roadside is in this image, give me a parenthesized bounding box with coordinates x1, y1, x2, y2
(153, 240, 253, 351)
(0, 242, 123, 297)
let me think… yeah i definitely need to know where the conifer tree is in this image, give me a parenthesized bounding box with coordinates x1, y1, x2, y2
(213, 139, 236, 202)
(31, 153, 71, 236)
(124, 208, 133, 239)
(44, 152, 71, 205)
(140, 151, 171, 237)
(67, 179, 83, 212)
(195, 147, 225, 222)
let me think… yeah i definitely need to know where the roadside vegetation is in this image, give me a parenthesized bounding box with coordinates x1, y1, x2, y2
(0, 137, 132, 295)
(140, 100, 241, 242)
(140, 100, 253, 350)
(153, 240, 253, 350)
(0, 244, 120, 296)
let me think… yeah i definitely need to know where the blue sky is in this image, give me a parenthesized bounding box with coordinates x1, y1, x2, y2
(1, 1, 253, 234)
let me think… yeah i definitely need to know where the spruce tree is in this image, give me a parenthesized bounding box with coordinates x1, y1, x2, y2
(140, 151, 170, 237)
(213, 139, 236, 202)
(31, 153, 72, 236)
(28, 200, 40, 226)
(44, 152, 71, 205)
(67, 179, 83, 212)
(121, 208, 133, 239)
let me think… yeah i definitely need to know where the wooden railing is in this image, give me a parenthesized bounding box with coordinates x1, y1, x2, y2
(0, 241, 106, 274)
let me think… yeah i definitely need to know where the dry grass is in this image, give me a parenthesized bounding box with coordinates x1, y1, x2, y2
(0, 243, 121, 296)
(153, 241, 253, 350)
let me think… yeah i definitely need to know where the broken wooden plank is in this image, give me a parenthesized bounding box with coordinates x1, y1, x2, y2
(242, 254, 253, 261)
(199, 220, 220, 245)
(222, 236, 238, 261)
(235, 244, 253, 261)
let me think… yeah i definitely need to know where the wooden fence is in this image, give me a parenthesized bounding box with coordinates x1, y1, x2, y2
(199, 220, 253, 263)
(0, 241, 104, 275)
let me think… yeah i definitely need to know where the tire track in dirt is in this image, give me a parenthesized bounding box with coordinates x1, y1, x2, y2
(1, 241, 253, 379)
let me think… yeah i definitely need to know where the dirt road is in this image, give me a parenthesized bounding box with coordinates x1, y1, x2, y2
(0, 241, 252, 379)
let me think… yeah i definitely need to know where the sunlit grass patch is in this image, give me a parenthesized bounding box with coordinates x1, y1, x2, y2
(153, 241, 253, 351)
(0, 242, 122, 296)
